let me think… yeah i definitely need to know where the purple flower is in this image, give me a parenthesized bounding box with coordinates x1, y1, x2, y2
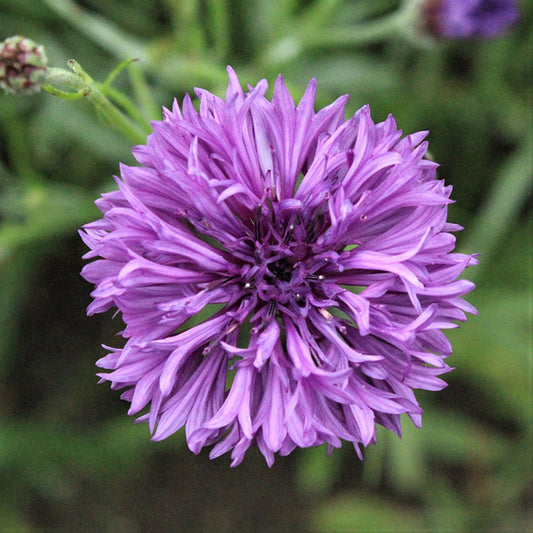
(81, 67, 477, 467)
(424, 0, 520, 39)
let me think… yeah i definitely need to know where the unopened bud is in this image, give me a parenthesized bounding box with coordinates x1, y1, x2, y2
(0, 36, 48, 94)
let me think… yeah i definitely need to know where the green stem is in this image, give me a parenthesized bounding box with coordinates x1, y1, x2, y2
(207, 0, 230, 59)
(2, 120, 43, 187)
(102, 58, 138, 89)
(127, 62, 161, 121)
(43, 62, 146, 144)
(100, 84, 152, 135)
(164, 0, 207, 56)
(264, 0, 421, 66)
(301, 2, 416, 49)
(42, 0, 146, 60)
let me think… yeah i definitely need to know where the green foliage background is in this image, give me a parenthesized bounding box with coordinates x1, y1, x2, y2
(0, 1, 531, 531)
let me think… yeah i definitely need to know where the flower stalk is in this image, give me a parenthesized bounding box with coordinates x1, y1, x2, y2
(301, 0, 423, 49)
(264, 0, 425, 67)
(43, 60, 148, 144)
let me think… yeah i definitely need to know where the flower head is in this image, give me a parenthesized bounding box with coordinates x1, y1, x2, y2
(81, 67, 477, 466)
(0, 36, 48, 94)
(424, 0, 520, 39)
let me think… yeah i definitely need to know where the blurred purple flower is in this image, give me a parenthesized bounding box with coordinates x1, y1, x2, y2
(425, 0, 520, 39)
(81, 67, 477, 466)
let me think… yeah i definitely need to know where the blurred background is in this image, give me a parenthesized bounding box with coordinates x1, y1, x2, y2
(0, 1, 531, 531)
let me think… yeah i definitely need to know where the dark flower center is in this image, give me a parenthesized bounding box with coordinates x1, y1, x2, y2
(469, 0, 505, 17)
(268, 258, 293, 282)
(234, 200, 334, 313)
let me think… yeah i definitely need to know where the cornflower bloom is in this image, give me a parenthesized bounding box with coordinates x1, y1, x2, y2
(81, 67, 477, 466)
(424, 0, 520, 39)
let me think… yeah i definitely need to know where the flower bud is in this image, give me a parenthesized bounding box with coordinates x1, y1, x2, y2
(0, 36, 48, 94)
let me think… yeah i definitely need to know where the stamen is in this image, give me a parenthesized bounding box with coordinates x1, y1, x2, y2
(253, 203, 263, 241)
(306, 211, 325, 243)
(283, 223, 295, 245)
(319, 308, 333, 320)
